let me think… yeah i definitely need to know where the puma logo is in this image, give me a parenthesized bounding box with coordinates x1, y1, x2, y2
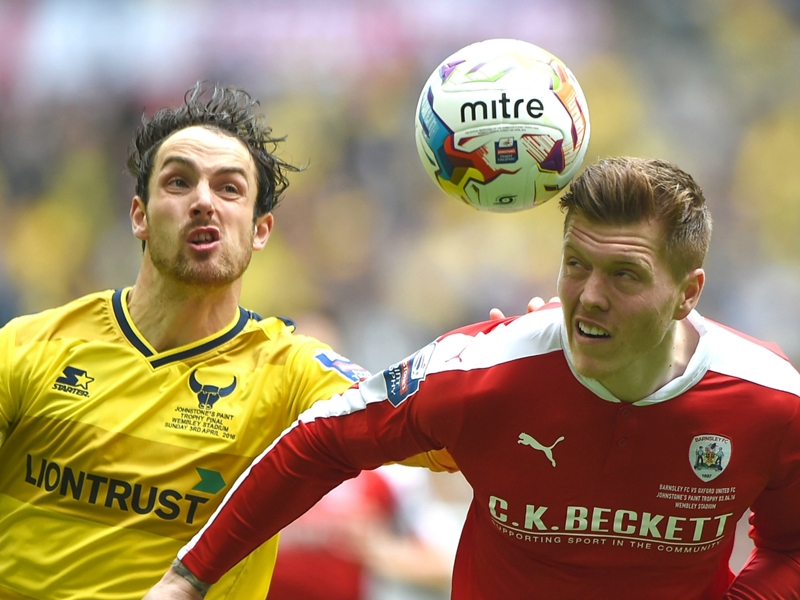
(518, 432, 565, 467)
(445, 344, 469, 363)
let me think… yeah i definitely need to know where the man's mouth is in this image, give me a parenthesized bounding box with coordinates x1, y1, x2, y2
(577, 321, 610, 338)
(189, 228, 219, 246)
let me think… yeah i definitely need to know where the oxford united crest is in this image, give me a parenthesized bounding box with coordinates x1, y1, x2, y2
(689, 434, 731, 482)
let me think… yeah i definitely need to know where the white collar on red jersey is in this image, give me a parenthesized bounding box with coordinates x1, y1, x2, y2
(560, 310, 711, 406)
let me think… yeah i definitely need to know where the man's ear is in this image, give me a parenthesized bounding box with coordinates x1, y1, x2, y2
(131, 196, 149, 241)
(674, 268, 705, 320)
(253, 212, 273, 251)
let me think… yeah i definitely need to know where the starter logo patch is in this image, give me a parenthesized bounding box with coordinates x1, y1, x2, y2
(53, 366, 95, 397)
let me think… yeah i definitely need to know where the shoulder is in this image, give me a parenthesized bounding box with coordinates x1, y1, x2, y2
(245, 314, 370, 383)
(699, 314, 800, 397)
(429, 305, 564, 372)
(443, 304, 562, 340)
(245, 313, 297, 338)
(2, 290, 116, 344)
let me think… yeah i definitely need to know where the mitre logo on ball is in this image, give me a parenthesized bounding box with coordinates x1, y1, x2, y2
(459, 92, 545, 123)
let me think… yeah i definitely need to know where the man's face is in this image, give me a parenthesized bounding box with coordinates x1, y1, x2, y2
(557, 213, 695, 396)
(133, 126, 271, 288)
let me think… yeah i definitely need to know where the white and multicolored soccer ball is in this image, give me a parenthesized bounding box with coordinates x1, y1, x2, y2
(414, 39, 590, 212)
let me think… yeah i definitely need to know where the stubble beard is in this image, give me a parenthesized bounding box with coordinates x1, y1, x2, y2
(149, 236, 253, 290)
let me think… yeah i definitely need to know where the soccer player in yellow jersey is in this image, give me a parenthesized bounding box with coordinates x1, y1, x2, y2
(0, 83, 454, 600)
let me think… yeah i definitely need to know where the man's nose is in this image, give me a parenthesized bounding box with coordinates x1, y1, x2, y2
(580, 271, 610, 311)
(190, 182, 215, 217)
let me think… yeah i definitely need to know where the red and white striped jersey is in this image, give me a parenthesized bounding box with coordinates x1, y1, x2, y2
(179, 306, 800, 600)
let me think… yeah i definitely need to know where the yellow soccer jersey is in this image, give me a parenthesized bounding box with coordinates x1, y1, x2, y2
(0, 288, 451, 600)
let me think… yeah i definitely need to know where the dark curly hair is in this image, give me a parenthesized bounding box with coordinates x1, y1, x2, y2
(127, 82, 300, 217)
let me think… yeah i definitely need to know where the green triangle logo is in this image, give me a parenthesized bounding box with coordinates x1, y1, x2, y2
(193, 468, 226, 494)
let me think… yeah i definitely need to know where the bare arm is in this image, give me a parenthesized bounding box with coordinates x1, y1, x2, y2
(143, 560, 207, 600)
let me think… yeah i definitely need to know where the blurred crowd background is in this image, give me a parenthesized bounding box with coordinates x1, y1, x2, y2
(2, 0, 800, 367)
(1, 0, 798, 596)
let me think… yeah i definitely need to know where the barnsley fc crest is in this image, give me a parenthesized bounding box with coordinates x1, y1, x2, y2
(689, 434, 731, 482)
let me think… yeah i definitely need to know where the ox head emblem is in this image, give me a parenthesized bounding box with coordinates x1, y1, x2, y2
(189, 371, 237, 409)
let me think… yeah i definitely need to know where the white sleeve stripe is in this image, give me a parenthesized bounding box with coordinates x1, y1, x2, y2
(427, 311, 564, 375)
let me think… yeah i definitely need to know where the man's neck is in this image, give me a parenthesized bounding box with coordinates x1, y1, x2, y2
(126, 271, 242, 353)
(602, 318, 700, 403)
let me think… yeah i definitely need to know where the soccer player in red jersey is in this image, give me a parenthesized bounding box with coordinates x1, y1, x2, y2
(144, 157, 800, 600)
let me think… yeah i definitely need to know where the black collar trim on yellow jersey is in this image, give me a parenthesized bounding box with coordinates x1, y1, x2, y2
(150, 308, 250, 368)
(112, 289, 252, 367)
(112, 289, 153, 356)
